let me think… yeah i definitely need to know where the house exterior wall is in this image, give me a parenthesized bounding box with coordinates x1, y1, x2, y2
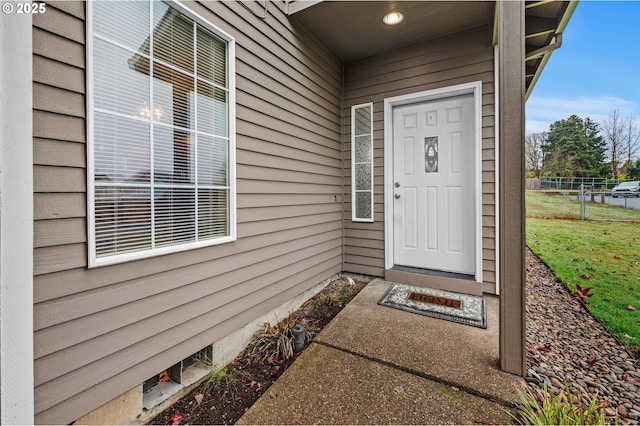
(341, 26, 497, 294)
(32, 1, 342, 423)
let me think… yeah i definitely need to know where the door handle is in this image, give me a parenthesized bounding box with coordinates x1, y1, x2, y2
(394, 182, 400, 188)
(394, 193, 401, 199)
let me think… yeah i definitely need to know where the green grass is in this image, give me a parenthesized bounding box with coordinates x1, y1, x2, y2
(526, 192, 640, 351)
(527, 191, 640, 221)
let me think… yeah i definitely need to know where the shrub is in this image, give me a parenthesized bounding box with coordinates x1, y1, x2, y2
(514, 384, 606, 425)
(318, 292, 341, 307)
(246, 319, 295, 363)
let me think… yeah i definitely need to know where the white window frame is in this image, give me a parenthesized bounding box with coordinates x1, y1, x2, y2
(351, 102, 374, 222)
(87, 0, 236, 267)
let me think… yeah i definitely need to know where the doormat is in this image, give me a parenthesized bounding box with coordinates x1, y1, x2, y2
(378, 284, 486, 329)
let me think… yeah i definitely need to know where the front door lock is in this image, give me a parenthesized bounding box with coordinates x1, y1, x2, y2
(394, 193, 401, 199)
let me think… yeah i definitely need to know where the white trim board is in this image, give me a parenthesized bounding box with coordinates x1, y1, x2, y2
(0, 10, 35, 425)
(493, 45, 500, 296)
(383, 82, 484, 284)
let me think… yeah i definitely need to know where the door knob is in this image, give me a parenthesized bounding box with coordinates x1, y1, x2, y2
(394, 193, 401, 199)
(394, 182, 400, 188)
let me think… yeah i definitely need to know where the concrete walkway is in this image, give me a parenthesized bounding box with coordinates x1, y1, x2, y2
(238, 279, 524, 425)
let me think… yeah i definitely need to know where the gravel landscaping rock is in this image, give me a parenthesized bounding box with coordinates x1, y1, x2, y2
(526, 248, 640, 425)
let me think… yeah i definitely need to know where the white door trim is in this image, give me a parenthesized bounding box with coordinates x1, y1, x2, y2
(384, 81, 483, 283)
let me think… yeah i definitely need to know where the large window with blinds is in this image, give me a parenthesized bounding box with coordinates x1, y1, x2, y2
(88, 0, 236, 266)
(351, 103, 374, 222)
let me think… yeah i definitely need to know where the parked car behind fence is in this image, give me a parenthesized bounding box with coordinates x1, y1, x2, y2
(611, 181, 640, 198)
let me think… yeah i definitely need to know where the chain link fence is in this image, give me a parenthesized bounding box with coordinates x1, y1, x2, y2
(528, 176, 622, 191)
(526, 177, 640, 222)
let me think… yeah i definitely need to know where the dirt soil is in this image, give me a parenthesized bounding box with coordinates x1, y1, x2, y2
(148, 276, 367, 425)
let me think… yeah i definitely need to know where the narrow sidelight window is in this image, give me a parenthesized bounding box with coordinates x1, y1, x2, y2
(88, 0, 236, 266)
(352, 103, 374, 222)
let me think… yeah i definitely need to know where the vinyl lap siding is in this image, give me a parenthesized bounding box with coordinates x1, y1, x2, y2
(33, 1, 342, 423)
(342, 27, 497, 289)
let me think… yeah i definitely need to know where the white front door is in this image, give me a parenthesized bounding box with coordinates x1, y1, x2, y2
(392, 94, 475, 275)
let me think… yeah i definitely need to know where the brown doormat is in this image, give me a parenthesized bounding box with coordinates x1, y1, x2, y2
(378, 284, 486, 329)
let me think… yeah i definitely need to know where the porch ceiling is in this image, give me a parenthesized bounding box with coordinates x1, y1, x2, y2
(289, 1, 494, 63)
(288, 1, 577, 98)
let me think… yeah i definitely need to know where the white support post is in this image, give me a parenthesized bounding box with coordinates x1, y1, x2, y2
(0, 8, 34, 425)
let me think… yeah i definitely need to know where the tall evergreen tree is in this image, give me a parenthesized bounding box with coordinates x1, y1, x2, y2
(541, 115, 606, 177)
(627, 159, 640, 180)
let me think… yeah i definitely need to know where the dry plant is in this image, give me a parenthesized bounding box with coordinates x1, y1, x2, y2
(246, 319, 296, 363)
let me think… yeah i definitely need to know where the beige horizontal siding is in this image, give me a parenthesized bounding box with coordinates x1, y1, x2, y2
(342, 27, 497, 287)
(35, 258, 342, 424)
(33, 139, 85, 168)
(33, 1, 342, 423)
(34, 217, 341, 303)
(35, 239, 342, 388)
(34, 193, 85, 221)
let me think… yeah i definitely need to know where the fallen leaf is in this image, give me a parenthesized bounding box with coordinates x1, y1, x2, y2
(580, 274, 591, 280)
(245, 380, 261, 389)
(530, 344, 552, 354)
(614, 255, 623, 260)
(194, 393, 203, 406)
(623, 333, 635, 340)
(575, 284, 593, 301)
(623, 374, 640, 385)
(159, 370, 171, 383)
(588, 357, 597, 366)
(628, 305, 637, 311)
(170, 412, 182, 425)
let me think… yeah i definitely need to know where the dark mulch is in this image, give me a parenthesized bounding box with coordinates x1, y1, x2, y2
(148, 276, 367, 425)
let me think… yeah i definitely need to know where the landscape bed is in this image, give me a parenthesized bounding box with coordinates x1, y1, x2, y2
(148, 276, 367, 425)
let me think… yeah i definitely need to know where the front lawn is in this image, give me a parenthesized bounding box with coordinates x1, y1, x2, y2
(526, 193, 640, 353)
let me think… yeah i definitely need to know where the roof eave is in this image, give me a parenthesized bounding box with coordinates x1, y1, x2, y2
(524, 0, 579, 100)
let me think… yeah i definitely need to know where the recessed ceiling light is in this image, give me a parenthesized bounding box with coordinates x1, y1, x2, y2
(383, 11, 404, 25)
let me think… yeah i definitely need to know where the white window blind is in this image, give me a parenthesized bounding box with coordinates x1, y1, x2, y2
(352, 103, 374, 222)
(88, 0, 236, 266)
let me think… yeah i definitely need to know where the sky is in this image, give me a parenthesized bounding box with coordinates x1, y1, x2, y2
(526, 1, 640, 135)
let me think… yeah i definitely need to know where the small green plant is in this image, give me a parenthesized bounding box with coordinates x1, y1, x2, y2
(247, 319, 295, 363)
(514, 384, 606, 425)
(194, 353, 235, 394)
(318, 292, 342, 307)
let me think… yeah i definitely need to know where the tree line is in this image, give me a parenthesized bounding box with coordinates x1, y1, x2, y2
(526, 109, 640, 180)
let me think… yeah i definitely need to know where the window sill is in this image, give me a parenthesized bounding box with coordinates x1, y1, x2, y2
(89, 235, 236, 268)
